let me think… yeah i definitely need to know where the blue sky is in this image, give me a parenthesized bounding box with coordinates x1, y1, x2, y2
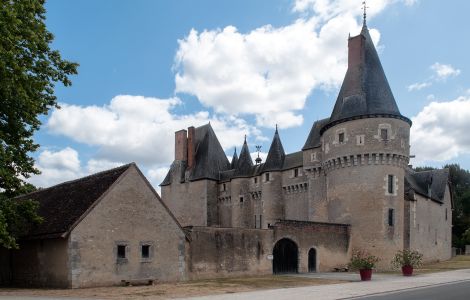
(30, 0, 470, 189)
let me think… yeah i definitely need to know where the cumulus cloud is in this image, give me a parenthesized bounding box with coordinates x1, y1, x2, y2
(430, 62, 461, 80)
(411, 96, 470, 163)
(407, 81, 431, 91)
(173, 0, 396, 128)
(147, 167, 171, 193)
(28, 147, 83, 187)
(47, 95, 262, 166)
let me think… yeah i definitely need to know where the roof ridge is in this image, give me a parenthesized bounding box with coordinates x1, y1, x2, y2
(18, 162, 135, 198)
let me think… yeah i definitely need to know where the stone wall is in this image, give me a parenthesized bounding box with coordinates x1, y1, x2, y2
(8, 238, 69, 288)
(186, 221, 350, 279)
(407, 185, 452, 262)
(69, 166, 187, 288)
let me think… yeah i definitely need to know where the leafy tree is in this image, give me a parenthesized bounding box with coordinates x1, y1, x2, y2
(0, 0, 78, 248)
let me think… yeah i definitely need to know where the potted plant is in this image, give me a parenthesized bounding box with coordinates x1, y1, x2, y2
(391, 249, 423, 276)
(348, 250, 379, 281)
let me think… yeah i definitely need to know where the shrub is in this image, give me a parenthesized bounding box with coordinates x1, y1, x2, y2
(348, 249, 379, 270)
(391, 249, 423, 268)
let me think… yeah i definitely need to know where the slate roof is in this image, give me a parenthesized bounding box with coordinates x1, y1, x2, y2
(234, 138, 254, 177)
(324, 25, 411, 133)
(405, 168, 450, 203)
(190, 124, 231, 181)
(230, 148, 239, 169)
(16, 164, 132, 239)
(262, 128, 286, 172)
(303, 118, 330, 150)
(282, 151, 303, 170)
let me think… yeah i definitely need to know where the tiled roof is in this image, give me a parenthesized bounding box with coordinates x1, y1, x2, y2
(262, 128, 286, 172)
(16, 164, 132, 239)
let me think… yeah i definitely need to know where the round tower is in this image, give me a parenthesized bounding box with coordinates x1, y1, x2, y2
(321, 24, 412, 268)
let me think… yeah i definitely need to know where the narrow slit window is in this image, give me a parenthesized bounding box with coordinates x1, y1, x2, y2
(294, 168, 299, 177)
(117, 245, 126, 259)
(223, 183, 226, 191)
(265, 173, 270, 182)
(338, 132, 345, 143)
(388, 175, 394, 194)
(141, 245, 150, 258)
(254, 177, 258, 184)
(381, 128, 388, 141)
(239, 196, 244, 203)
(388, 209, 394, 226)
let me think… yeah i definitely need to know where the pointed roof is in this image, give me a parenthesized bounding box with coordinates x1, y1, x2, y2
(15, 164, 133, 239)
(323, 25, 411, 133)
(262, 127, 286, 172)
(235, 137, 254, 177)
(190, 123, 231, 181)
(230, 147, 239, 169)
(303, 118, 330, 150)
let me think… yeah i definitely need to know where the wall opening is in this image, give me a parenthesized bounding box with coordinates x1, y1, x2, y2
(272, 238, 298, 274)
(308, 248, 317, 272)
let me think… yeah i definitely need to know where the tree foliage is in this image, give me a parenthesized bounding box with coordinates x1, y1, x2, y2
(0, 0, 78, 248)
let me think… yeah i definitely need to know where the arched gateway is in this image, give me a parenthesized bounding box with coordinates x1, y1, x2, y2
(308, 248, 317, 272)
(272, 238, 298, 274)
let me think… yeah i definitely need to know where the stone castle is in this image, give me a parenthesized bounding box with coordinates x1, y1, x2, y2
(161, 23, 452, 269)
(0, 22, 453, 288)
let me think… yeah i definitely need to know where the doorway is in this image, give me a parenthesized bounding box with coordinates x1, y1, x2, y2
(308, 248, 316, 272)
(272, 238, 298, 274)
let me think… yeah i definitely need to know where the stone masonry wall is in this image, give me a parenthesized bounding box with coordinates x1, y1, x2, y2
(70, 166, 186, 288)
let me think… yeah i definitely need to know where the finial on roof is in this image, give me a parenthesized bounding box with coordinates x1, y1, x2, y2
(362, 1, 368, 27)
(244, 134, 247, 143)
(275, 124, 278, 133)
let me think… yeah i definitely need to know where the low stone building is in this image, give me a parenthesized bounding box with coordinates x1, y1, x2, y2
(0, 163, 187, 288)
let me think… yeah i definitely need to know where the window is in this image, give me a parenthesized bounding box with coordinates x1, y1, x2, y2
(254, 177, 258, 184)
(239, 196, 244, 203)
(445, 208, 448, 221)
(338, 132, 345, 143)
(265, 173, 270, 182)
(294, 168, 299, 177)
(254, 215, 262, 228)
(388, 209, 394, 226)
(356, 135, 365, 145)
(117, 245, 126, 259)
(141, 245, 150, 259)
(223, 183, 226, 191)
(311, 152, 317, 162)
(388, 175, 394, 194)
(381, 128, 388, 141)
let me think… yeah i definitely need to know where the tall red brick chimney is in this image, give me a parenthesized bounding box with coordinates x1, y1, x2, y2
(187, 126, 195, 169)
(348, 34, 365, 68)
(175, 129, 188, 161)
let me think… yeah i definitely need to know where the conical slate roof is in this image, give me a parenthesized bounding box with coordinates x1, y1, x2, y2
(235, 137, 254, 177)
(262, 128, 285, 172)
(230, 148, 239, 169)
(303, 118, 330, 150)
(323, 25, 411, 132)
(190, 123, 231, 181)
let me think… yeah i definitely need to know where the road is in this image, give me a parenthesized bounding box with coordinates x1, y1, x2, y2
(355, 280, 470, 300)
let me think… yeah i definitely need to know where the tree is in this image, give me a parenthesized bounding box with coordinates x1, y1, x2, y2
(0, 0, 78, 248)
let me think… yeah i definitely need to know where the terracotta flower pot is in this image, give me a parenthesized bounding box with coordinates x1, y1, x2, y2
(359, 269, 372, 281)
(402, 265, 413, 276)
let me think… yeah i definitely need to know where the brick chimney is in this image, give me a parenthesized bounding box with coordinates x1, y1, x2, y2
(348, 34, 365, 68)
(175, 129, 187, 161)
(187, 126, 196, 169)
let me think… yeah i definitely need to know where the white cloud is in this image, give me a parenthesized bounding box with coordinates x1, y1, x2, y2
(47, 95, 262, 166)
(430, 62, 461, 80)
(147, 167, 170, 194)
(407, 81, 431, 91)
(174, 0, 396, 128)
(411, 96, 470, 163)
(28, 147, 84, 188)
(86, 159, 123, 174)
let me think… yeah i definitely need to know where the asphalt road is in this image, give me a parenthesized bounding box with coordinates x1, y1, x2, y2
(356, 280, 470, 300)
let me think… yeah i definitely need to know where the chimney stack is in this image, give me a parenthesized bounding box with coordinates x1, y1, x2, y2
(175, 130, 188, 161)
(187, 126, 196, 169)
(348, 34, 365, 68)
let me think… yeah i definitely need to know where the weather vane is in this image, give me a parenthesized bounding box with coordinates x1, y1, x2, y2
(255, 145, 262, 165)
(362, 1, 369, 26)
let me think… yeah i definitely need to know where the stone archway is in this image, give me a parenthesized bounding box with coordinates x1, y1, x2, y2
(308, 248, 317, 272)
(272, 238, 298, 274)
